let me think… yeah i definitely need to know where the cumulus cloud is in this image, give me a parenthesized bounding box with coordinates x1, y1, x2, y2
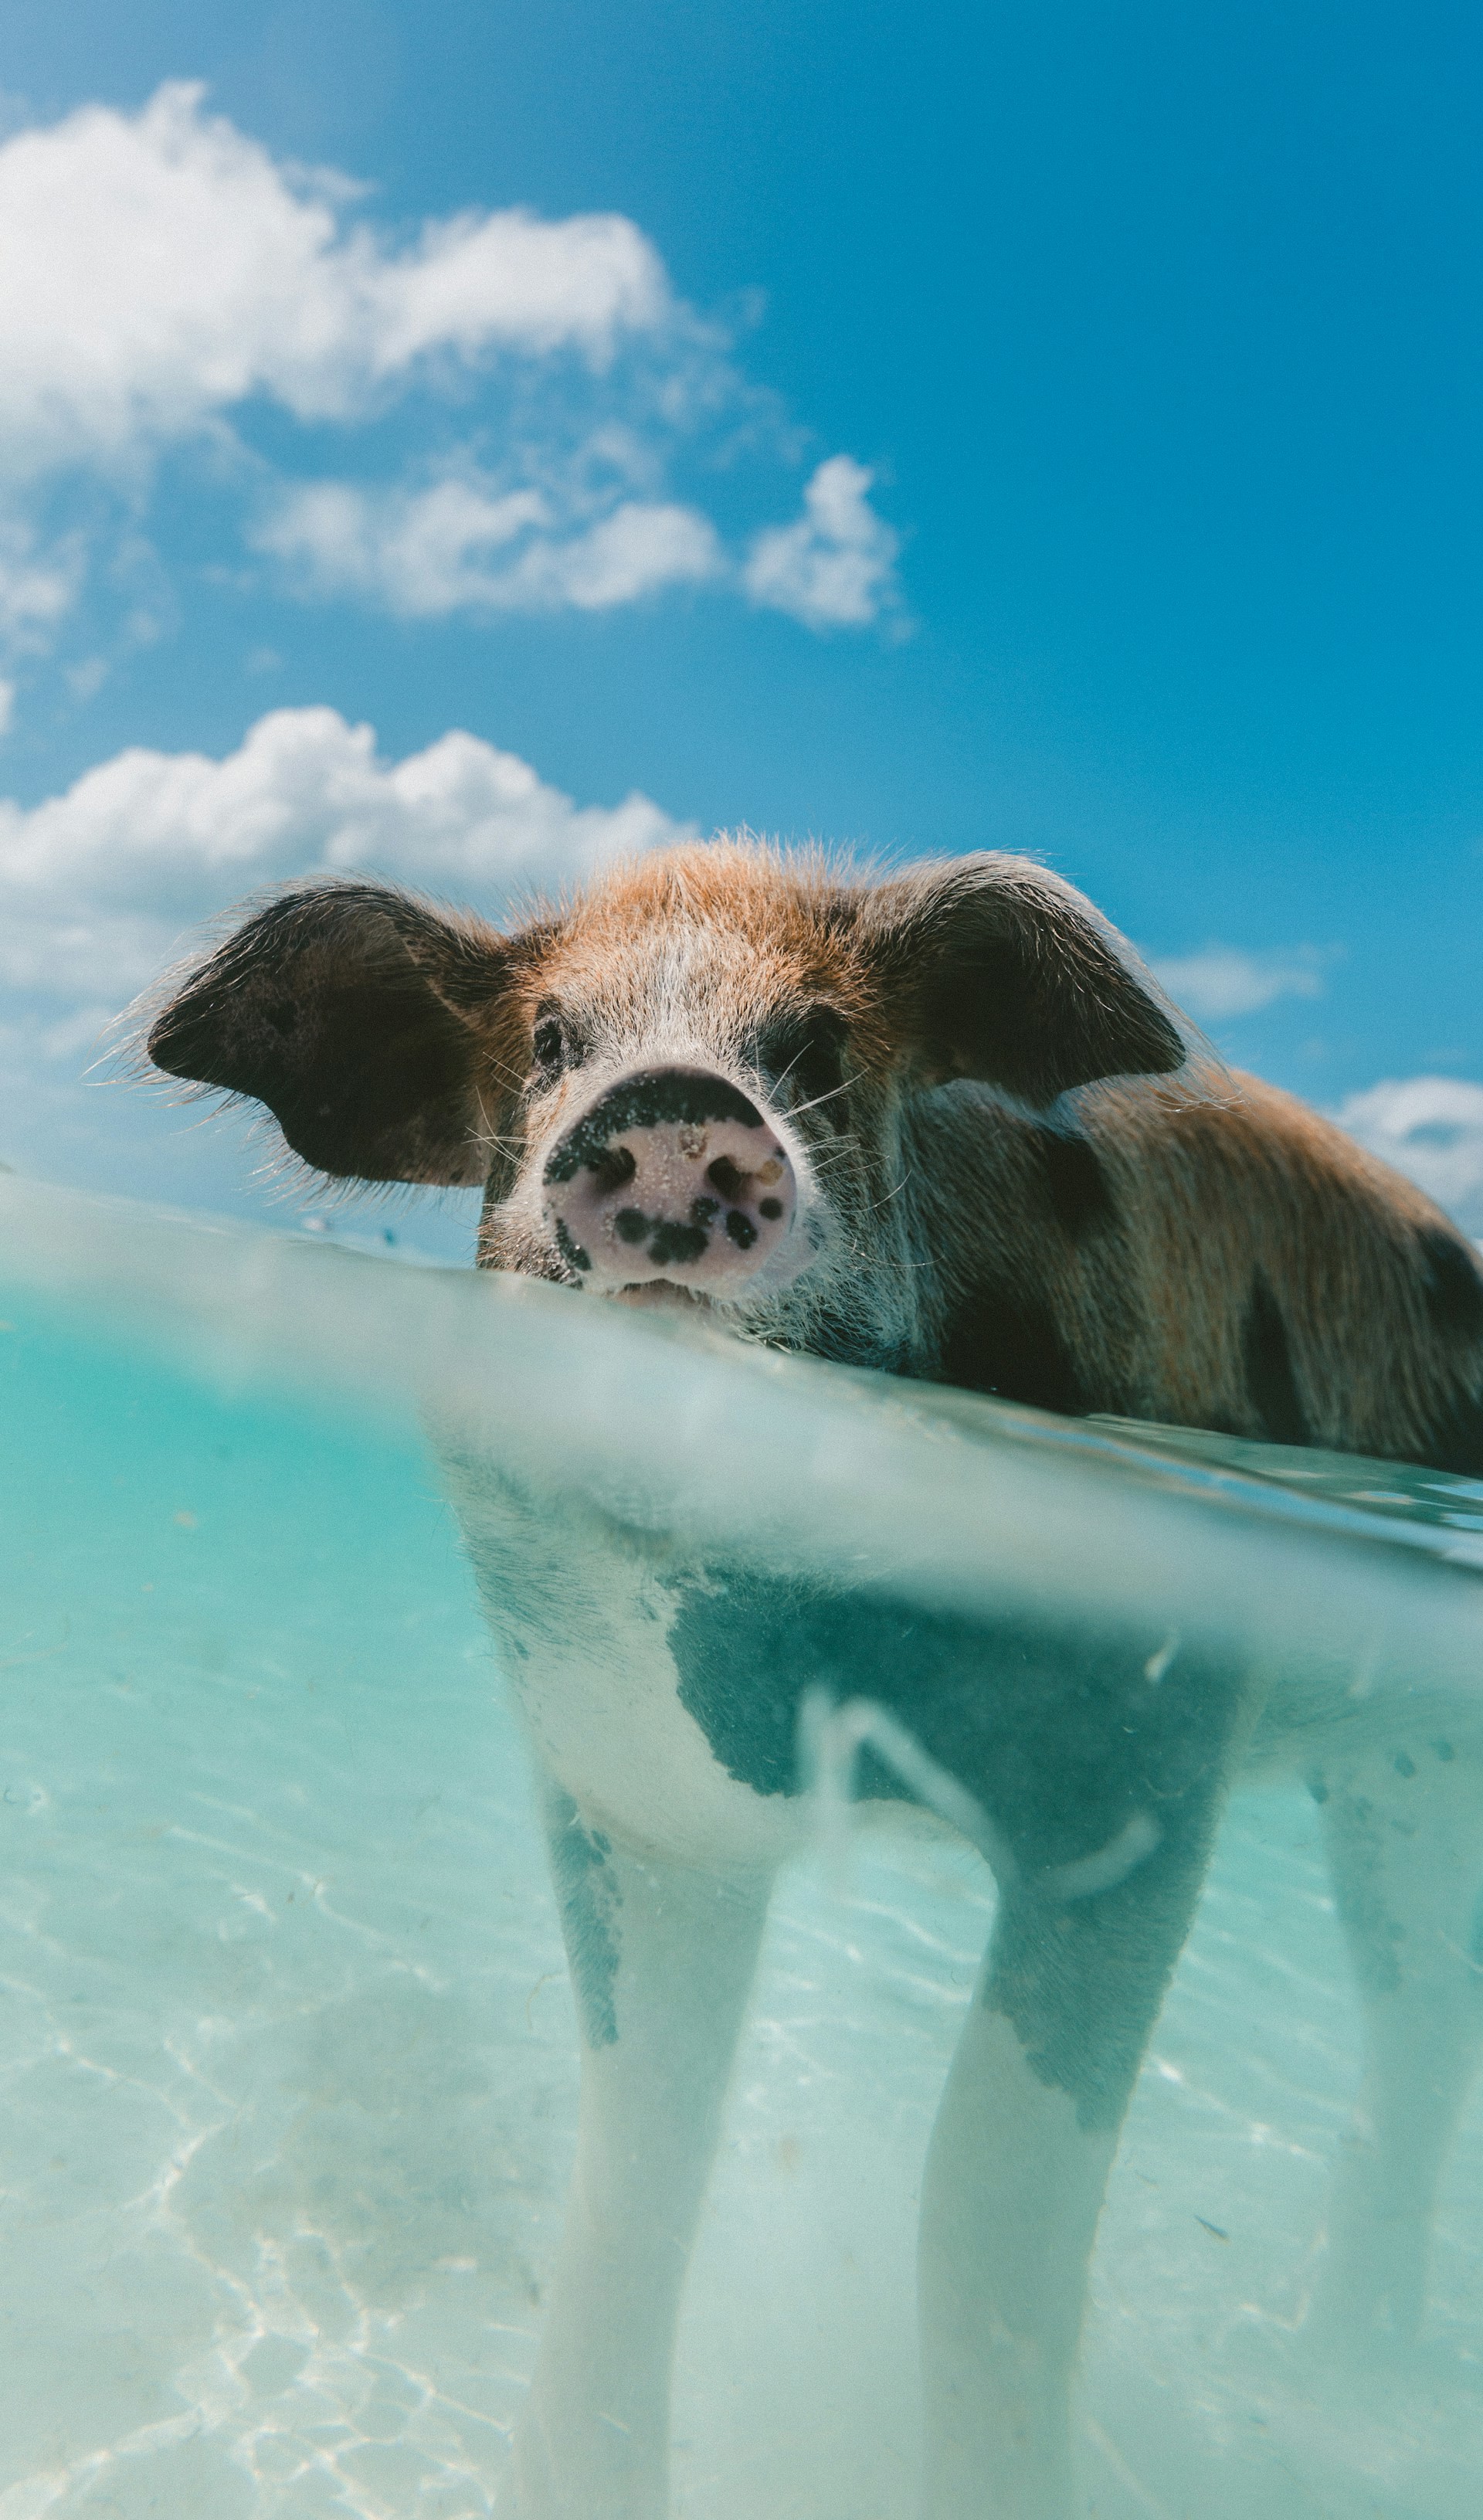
(0, 83, 672, 479)
(0, 84, 905, 682)
(0, 523, 85, 652)
(744, 456, 901, 628)
(0, 706, 691, 1003)
(1333, 1076, 1483, 1236)
(1150, 944, 1329, 1022)
(254, 476, 721, 615)
(496, 500, 723, 611)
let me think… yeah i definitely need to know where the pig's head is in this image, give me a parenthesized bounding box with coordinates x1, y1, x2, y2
(145, 842, 1184, 1367)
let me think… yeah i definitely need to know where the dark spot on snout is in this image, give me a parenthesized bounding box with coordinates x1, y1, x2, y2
(649, 1219, 709, 1265)
(615, 1207, 711, 1264)
(725, 1211, 757, 1249)
(707, 1155, 746, 1199)
(553, 1218, 592, 1274)
(759, 1197, 783, 1221)
(544, 1071, 764, 1186)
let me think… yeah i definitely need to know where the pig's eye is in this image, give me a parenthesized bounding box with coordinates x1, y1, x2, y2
(755, 1004, 848, 1113)
(531, 1012, 579, 1079)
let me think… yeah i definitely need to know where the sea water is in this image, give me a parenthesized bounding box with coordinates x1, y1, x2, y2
(2, 1172, 1482, 2519)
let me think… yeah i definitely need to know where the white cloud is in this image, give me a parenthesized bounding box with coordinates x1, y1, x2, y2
(0, 522, 84, 653)
(496, 499, 723, 610)
(0, 85, 902, 661)
(253, 478, 550, 613)
(1150, 944, 1329, 1021)
(254, 475, 721, 616)
(0, 83, 672, 480)
(744, 456, 901, 628)
(0, 706, 691, 1001)
(1333, 1076, 1483, 1236)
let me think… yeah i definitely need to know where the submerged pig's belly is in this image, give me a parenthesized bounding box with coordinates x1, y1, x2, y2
(505, 1618, 812, 1870)
(452, 1482, 818, 1867)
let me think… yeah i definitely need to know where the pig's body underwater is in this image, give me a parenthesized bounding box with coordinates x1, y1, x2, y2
(145, 841, 1483, 2520)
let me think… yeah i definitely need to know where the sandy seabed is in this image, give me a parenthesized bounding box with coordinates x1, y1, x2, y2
(1, 1296, 1481, 2520)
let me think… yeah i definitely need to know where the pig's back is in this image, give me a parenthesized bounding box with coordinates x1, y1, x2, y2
(906, 1071, 1483, 1476)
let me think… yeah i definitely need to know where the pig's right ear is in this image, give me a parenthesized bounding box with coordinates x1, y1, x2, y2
(145, 882, 518, 1186)
(859, 853, 1186, 1108)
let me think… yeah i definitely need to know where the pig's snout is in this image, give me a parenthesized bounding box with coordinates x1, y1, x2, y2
(542, 1068, 799, 1293)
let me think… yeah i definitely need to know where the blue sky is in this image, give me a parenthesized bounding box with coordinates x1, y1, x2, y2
(2, 0, 1481, 1248)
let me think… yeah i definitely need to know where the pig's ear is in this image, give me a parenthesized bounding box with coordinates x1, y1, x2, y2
(860, 854, 1186, 1106)
(145, 882, 518, 1185)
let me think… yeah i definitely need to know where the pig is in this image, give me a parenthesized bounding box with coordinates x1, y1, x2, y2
(145, 841, 1483, 2520)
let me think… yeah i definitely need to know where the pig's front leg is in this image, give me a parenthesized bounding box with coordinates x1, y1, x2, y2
(918, 1982, 1118, 2520)
(504, 1785, 771, 2520)
(918, 1655, 1257, 2520)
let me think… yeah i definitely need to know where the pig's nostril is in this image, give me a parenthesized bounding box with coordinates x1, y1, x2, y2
(589, 1143, 636, 1194)
(707, 1155, 746, 1198)
(649, 1221, 708, 1265)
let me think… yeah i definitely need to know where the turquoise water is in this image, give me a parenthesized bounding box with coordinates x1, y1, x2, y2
(3, 1175, 1483, 2518)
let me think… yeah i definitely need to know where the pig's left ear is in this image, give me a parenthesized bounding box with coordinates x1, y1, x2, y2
(859, 854, 1185, 1106)
(145, 881, 519, 1184)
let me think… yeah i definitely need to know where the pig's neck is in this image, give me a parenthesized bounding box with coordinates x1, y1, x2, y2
(898, 1085, 1116, 1414)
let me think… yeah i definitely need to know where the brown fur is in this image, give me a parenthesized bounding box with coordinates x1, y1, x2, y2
(910, 1072, 1483, 1469)
(144, 838, 1483, 1476)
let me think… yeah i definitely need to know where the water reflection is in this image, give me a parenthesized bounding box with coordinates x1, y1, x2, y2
(2, 1173, 1481, 2517)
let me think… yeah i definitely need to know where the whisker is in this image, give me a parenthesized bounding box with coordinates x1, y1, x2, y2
(766, 1044, 809, 1092)
(859, 1173, 911, 1219)
(786, 1078, 853, 1121)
